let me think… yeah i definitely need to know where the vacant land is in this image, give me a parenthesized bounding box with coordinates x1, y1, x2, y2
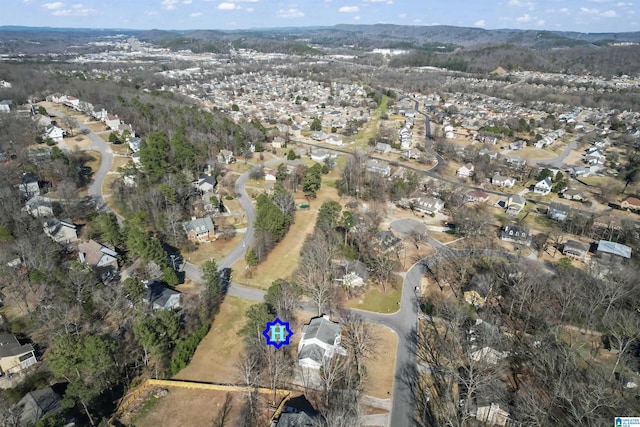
(364, 324, 397, 399)
(173, 296, 253, 383)
(347, 281, 402, 314)
(84, 150, 101, 174)
(184, 234, 244, 266)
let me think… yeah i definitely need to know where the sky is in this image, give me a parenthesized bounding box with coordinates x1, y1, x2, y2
(3, 0, 639, 33)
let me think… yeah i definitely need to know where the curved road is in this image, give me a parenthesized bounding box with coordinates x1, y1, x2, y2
(56, 100, 526, 426)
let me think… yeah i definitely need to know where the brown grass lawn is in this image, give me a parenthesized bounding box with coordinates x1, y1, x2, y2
(63, 135, 92, 150)
(364, 324, 397, 399)
(184, 234, 244, 265)
(111, 144, 131, 155)
(234, 179, 340, 290)
(127, 388, 247, 427)
(233, 206, 318, 290)
(86, 122, 108, 133)
(173, 296, 253, 383)
(112, 156, 130, 170)
(84, 150, 101, 174)
(95, 131, 111, 143)
(102, 174, 119, 197)
(516, 146, 557, 160)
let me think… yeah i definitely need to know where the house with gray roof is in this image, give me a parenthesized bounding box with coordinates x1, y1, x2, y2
(0, 333, 37, 376)
(500, 225, 531, 246)
(298, 315, 345, 370)
(183, 216, 215, 242)
(13, 387, 62, 427)
(548, 202, 571, 221)
(143, 280, 181, 311)
(366, 160, 391, 177)
(596, 240, 632, 261)
(563, 240, 589, 260)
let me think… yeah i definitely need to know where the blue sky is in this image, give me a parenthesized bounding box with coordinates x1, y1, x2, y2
(4, 0, 639, 32)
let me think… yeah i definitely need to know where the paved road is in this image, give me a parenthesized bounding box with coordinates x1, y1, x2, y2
(47, 108, 114, 212)
(523, 135, 580, 169)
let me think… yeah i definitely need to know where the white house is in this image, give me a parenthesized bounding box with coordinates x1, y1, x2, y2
(326, 135, 343, 146)
(310, 150, 331, 163)
(491, 175, 515, 188)
(534, 177, 552, 195)
(457, 163, 475, 178)
(298, 315, 346, 369)
(366, 160, 391, 177)
(43, 125, 65, 144)
(374, 142, 392, 154)
(105, 114, 120, 130)
(413, 197, 444, 215)
(25, 196, 53, 217)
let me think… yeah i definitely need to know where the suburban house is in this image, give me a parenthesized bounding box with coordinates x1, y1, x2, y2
(0, 333, 37, 376)
(366, 160, 391, 177)
(310, 131, 328, 141)
(506, 194, 526, 215)
(0, 99, 12, 113)
(78, 239, 118, 271)
(105, 114, 120, 130)
(128, 137, 142, 153)
(562, 189, 586, 201)
(500, 225, 531, 246)
(491, 175, 515, 188)
(33, 114, 52, 128)
(413, 197, 445, 215)
(182, 216, 215, 242)
(374, 230, 401, 253)
(298, 315, 346, 369)
(596, 240, 632, 261)
(374, 142, 392, 154)
(509, 140, 526, 151)
(457, 163, 475, 178)
(563, 240, 589, 261)
(265, 169, 277, 183)
(534, 177, 553, 195)
(43, 125, 65, 144)
(470, 346, 508, 365)
(43, 218, 78, 245)
(339, 260, 369, 287)
(271, 137, 285, 149)
(405, 147, 422, 160)
(193, 175, 217, 194)
(217, 149, 235, 164)
(270, 395, 318, 427)
(25, 196, 53, 217)
(143, 280, 181, 311)
(621, 197, 640, 211)
(18, 173, 40, 199)
(475, 403, 512, 426)
(310, 150, 331, 163)
(548, 202, 571, 221)
(326, 135, 343, 146)
(466, 189, 490, 203)
(13, 387, 63, 427)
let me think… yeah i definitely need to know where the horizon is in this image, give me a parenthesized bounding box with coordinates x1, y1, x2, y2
(2, 0, 639, 33)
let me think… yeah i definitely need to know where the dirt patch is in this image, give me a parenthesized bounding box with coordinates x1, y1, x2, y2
(122, 387, 251, 427)
(173, 296, 253, 383)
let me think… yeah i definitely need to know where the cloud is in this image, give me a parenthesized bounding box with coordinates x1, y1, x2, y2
(398, 12, 406, 18)
(559, 7, 569, 13)
(144, 10, 159, 15)
(218, 2, 237, 10)
(587, 0, 612, 3)
(183, 0, 192, 4)
(579, 7, 600, 14)
(474, 19, 486, 27)
(601, 9, 617, 16)
(42, 2, 64, 9)
(161, 0, 178, 10)
(516, 13, 532, 22)
(339, 6, 359, 12)
(246, 7, 253, 12)
(277, 8, 304, 18)
(354, 15, 360, 20)
(508, 0, 535, 9)
(51, 6, 96, 16)
(71, 3, 83, 8)
(191, 11, 202, 17)
(616, 2, 632, 6)
(537, 19, 545, 25)
(414, 18, 422, 23)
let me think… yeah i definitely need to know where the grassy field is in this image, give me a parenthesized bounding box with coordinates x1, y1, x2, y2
(184, 234, 244, 265)
(346, 283, 402, 314)
(364, 324, 398, 398)
(233, 176, 340, 290)
(173, 296, 253, 383)
(352, 95, 389, 149)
